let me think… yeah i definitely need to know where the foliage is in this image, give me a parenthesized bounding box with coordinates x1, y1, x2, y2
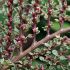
(0, 0, 70, 70)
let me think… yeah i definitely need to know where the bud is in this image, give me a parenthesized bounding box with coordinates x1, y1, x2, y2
(7, 47, 13, 52)
(32, 12, 37, 18)
(7, 30, 12, 36)
(61, 0, 65, 2)
(15, 37, 20, 42)
(0, 39, 2, 44)
(60, 8, 64, 13)
(19, 0, 23, 5)
(59, 16, 64, 24)
(9, 0, 13, 4)
(9, 8, 13, 14)
(20, 35, 26, 42)
(8, 13, 11, 19)
(7, 21, 11, 27)
(63, 2, 67, 10)
(3, 50, 9, 56)
(48, 0, 51, 3)
(7, 1, 11, 7)
(20, 24, 26, 30)
(4, 35, 10, 41)
(8, 26, 12, 30)
(32, 27, 36, 33)
(45, 56, 51, 61)
(35, 0, 40, 4)
(32, 18, 37, 24)
(33, 3, 38, 8)
(48, 7, 52, 15)
(40, 65, 44, 70)
(6, 40, 11, 46)
(17, 40, 22, 46)
(35, 7, 41, 14)
(67, 55, 70, 60)
(9, 17, 12, 23)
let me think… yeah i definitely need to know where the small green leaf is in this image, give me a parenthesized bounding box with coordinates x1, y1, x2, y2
(0, 58, 4, 64)
(14, 27, 19, 33)
(59, 56, 67, 60)
(39, 56, 45, 61)
(52, 50, 58, 56)
(0, 10, 2, 14)
(44, 43, 50, 47)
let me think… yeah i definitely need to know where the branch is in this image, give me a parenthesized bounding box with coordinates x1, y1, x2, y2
(12, 27, 70, 62)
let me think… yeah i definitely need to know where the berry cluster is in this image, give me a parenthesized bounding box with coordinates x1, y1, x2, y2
(61, 0, 67, 11)
(18, 0, 26, 30)
(3, 0, 13, 58)
(32, 12, 37, 33)
(7, 0, 13, 31)
(15, 35, 25, 46)
(32, 0, 41, 34)
(33, 0, 41, 14)
(59, 0, 67, 28)
(15, 0, 26, 49)
(7, 0, 13, 45)
(47, 0, 52, 35)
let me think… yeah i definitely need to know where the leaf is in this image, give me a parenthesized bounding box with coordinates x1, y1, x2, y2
(29, 52, 33, 55)
(0, 58, 4, 64)
(44, 43, 50, 47)
(13, 0, 18, 4)
(34, 48, 41, 52)
(0, 47, 2, 52)
(59, 56, 67, 60)
(52, 50, 58, 56)
(55, 34, 60, 38)
(0, 10, 2, 14)
(3, 60, 14, 66)
(39, 56, 45, 61)
(13, 39, 17, 44)
(41, 0, 48, 5)
(68, 62, 70, 66)
(2, 41, 6, 46)
(14, 27, 19, 33)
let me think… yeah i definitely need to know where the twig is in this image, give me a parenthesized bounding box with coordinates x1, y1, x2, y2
(12, 27, 70, 62)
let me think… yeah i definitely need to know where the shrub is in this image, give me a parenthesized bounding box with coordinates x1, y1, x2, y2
(0, 0, 70, 70)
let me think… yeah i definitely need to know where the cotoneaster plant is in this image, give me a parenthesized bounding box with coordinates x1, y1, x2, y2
(0, 0, 70, 70)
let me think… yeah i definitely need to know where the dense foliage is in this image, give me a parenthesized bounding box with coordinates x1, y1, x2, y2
(0, 0, 70, 70)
